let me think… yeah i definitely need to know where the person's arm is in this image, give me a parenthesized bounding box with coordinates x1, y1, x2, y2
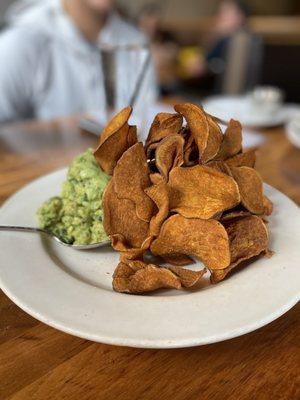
(0, 28, 36, 122)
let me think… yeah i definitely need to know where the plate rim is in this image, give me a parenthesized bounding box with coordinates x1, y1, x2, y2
(0, 272, 299, 349)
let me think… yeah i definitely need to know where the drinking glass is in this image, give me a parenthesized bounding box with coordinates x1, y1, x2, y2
(81, 43, 151, 134)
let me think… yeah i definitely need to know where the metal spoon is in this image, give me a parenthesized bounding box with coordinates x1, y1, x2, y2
(0, 225, 110, 250)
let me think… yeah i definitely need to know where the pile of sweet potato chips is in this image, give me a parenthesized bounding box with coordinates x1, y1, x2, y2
(94, 103, 272, 294)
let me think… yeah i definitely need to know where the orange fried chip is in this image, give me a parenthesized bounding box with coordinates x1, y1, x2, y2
(112, 260, 206, 293)
(180, 126, 199, 166)
(183, 135, 198, 166)
(113, 261, 181, 293)
(179, 126, 190, 141)
(174, 103, 209, 161)
(201, 115, 223, 163)
(112, 262, 133, 293)
(112, 261, 144, 293)
(127, 125, 138, 148)
(145, 112, 183, 150)
(155, 134, 184, 180)
(151, 214, 230, 269)
(94, 107, 137, 175)
(103, 180, 149, 248)
(263, 195, 273, 216)
(145, 141, 159, 160)
(163, 254, 195, 266)
(114, 143, 154, 222)
(110, 234, 152, 261)
(228, 216, 268, 264)
(211, 215, 268, 282)
(214, 119, 242, 160)
(167, 166, 240, 219)
(129, 265, 182, 293)
(206, 160, 232, 175)
(230, 166, 264, 214)
(145, 182, 169, 237)
(225, 149, 256, 168)
(221, 210, 251, 222)
(149, 173, 164, 185)
(98, 106, 132, 145)
(168, 266, 207, 288)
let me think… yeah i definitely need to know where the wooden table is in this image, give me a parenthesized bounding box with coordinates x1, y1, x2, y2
(0, 118, 299, 400)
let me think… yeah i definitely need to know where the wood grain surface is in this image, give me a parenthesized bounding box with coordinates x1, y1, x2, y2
(0, 117, 299, 400)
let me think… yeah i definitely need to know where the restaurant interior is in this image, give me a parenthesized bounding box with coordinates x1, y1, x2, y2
(0, 1, 299, 399)
(0, 0, 300, 202)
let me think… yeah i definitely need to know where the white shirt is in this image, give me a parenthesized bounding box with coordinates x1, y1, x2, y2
(0, 0, 157, 123)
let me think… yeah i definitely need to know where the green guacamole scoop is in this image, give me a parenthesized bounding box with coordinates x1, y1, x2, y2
(37, 149, 110, 246)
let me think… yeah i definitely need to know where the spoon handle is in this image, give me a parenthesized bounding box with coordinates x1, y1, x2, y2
(0, 225, 111, 249)
(0, 225, 46, 234)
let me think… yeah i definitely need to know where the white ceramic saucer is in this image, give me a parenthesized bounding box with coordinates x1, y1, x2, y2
(203, 96, 289, 128)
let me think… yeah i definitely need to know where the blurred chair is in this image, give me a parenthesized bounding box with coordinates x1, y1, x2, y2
(219, 30, 263, 94)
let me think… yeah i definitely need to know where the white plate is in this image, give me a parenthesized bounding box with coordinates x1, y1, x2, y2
(0, 169, 300, 348)
(203, 96, 289, 128)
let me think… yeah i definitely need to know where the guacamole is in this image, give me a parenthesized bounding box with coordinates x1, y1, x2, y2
(37, 149, 110, 245)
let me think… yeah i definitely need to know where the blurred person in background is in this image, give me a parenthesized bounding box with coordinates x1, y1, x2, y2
(205, 0, 262, 93)
(176, 0, 260, 96)
(170, 0, 249, 86)
(206, 0, 250, 70)
(0, 0, 157, 123)
(137, 3, 179, 95)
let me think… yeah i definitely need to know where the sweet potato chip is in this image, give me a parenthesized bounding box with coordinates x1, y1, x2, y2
(113, 260, 207, 293)
(225, 149, 256, 168)
(211, 215, 268, 282)
(180, 127, 199, 166)
(130, 265, 182, 293)
(214, 119, 242, 160)
(94, 107, 136, 175)
(155, 134, 184, 180)
(112, 263, 134, 293)
(98, 106, 132, 145)
(127, 125, 138, 148)
(230, 166, 264, 214)
(265, 249, 275, 258)
(184, 137, 198, 166)
(201, 115, 223, 163)
(263, 195, 273, 216)
(174, 103, 209, 161)
(113, 261, 182, 293)
(226, 214, 269, 264)
(206, 160, 232, 175)
(163, 254, 195, 266)
(221, 210, 251, 222)
(168, 266, 207, 288)
(145, 142, 159, 161)
(168, 166, 240, 219)
(112, 261, 144, 293)
(149, 173, 164, 185)
(145, 112, 183, 150)
(110, 234, 152, 261)
(179, 126, 190, 140)
(103, 180, 149, 248)
(114, 143, 154, 222)
(151, 214, 230, 269)
(145, 182, 169, 237)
